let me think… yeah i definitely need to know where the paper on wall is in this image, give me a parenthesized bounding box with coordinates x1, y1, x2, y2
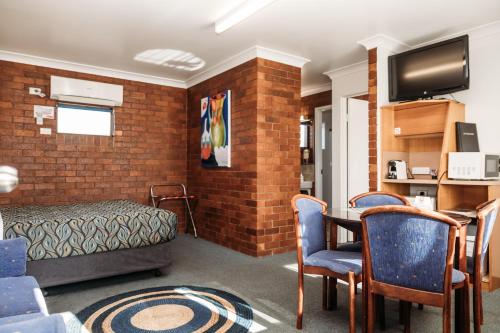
(33, 105, 55, 119)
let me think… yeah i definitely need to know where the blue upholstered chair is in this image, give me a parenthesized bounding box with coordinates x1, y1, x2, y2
(336, 191, 410, 252)
(469, 199, 499, 333)
(291, 194, 362, 333)
(0, 238, 79, 333)
(360, 205, 470, 333)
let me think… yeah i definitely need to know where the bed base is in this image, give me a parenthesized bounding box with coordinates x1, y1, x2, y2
(26, 242, 172, 288)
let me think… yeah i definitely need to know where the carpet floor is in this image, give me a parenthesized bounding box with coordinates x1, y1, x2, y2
(46, 235, 500, 332)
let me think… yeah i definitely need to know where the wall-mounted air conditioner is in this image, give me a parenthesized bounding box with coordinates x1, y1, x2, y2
(50, 76, 123, 107)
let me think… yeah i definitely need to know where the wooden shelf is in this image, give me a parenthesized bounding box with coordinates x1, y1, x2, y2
(382, 179, 438, 185)
(381, 100, 500, 292)
(441, 179, 500, 186)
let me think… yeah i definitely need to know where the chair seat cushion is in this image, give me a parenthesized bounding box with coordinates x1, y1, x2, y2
(0, 313, 44, 326)
(452, 269, 465, 284)
(0, 276, 47, 318)
(304, 250, 362, 275)
(336, 241, 363, 253)
(0, 314, 66, 333)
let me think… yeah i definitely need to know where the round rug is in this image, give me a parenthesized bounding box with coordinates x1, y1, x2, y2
(77, 286, 253, 333)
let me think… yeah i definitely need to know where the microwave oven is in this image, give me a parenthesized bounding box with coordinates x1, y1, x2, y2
(448, 152, 500, 180)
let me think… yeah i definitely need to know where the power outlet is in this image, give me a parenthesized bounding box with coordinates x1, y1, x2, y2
(40, 128, 52, 135)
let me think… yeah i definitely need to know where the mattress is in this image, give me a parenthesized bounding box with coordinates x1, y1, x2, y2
(0, 200, 177, 261)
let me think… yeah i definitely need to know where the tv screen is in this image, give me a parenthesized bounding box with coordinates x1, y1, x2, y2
(389, 35, 469, 102)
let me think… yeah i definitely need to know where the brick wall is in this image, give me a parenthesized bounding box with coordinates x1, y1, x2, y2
(187, 59, 259, 255)
(255, 58, 301, 256)
(368, 48, 378, 191)
(300, 90, 332, 119)
(187, 58, 301, 256)
(0, 60, 188, 230)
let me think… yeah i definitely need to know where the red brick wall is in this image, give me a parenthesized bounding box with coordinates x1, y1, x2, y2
(187, 59, 259, 255)
(368, 48, 378, 191)
(186, 58, 301, 256)
(300, 90, 332, 119)
(255, 58, 301, 256)
(0, 60, 188, 230)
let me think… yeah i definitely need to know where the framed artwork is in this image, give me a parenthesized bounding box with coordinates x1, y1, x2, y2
(201, 90, 231, 167)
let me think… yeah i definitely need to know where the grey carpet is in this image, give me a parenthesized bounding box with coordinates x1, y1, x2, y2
(46, 235, 500, 332)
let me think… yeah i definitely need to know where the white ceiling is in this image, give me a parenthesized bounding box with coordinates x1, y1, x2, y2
(1, 0, 499, 91)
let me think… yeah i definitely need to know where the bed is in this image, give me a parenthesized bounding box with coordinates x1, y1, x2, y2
(0, 200, 177, 287)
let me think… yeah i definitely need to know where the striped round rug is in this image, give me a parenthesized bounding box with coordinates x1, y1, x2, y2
(77, 286, 253, 333)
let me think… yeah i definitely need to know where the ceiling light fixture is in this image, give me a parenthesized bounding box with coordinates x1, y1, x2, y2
(214, 0, 278, 34)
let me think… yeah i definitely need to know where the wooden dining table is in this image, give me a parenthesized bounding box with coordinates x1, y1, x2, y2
(324, 207, 472, 333)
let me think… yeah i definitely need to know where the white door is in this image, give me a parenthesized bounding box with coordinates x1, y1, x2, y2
(347, 98, 369, 204)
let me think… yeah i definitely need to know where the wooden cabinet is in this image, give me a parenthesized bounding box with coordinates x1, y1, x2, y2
(380, 99, 500, 292)
(393, 102, 448, 137)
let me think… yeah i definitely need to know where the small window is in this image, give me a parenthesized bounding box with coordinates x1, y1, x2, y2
(57, 104, 113, 136)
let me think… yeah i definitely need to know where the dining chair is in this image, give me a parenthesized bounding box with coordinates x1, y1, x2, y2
(337, 191, 411, 252)
(291, 194, 363, 333)
(360, 205, 470, 333)
(469, 199, 499, 333)
(337, 191, 412, 328)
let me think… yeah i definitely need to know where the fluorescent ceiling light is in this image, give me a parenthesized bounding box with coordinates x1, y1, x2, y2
(215, 0, 278, 34)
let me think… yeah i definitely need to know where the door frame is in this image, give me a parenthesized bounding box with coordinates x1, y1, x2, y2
(314, 104, 332, 203)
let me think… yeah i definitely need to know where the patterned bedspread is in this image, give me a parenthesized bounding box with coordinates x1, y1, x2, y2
(0, 200, 177, 261)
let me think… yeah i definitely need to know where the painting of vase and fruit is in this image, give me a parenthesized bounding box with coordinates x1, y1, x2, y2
(201, 90, 231, 168)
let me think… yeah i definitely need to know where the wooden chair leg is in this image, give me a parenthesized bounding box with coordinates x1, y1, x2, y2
(403, 301, 411, 333)
(322, 276, 328, 310)
(348, 272, 356, 333)
(399, 300, 404, 325)
(473, 281, 481, 333)
(478, 286, 484, 325)
(443, 296, 451, 333)
(362, 278, 367, 333)
(329, 277, 337, 310)
(464, 275, 471, 333)
(376, 295, 386, 330)
(367, 290, 375, 333)
(297, 270, 304, 329)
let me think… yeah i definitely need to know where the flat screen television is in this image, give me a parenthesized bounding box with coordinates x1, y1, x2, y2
(388, 35, 469, 102)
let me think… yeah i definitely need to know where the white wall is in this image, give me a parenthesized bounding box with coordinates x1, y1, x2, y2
(324, 62, 368, 208)
(453, 31, 500, 152)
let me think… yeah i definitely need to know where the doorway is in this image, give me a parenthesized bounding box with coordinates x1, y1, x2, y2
(314, 105, 332, 207)
(322, 110, 333, 207)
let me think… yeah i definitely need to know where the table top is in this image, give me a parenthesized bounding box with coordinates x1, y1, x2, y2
(325, 207, 472, 230)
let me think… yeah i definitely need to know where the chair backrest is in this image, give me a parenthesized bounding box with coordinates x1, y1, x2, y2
(291, 194, 327, 260)
(475, 199, 500, 271)
(349, 191, 410, 208)
(361, 206, 460, 294)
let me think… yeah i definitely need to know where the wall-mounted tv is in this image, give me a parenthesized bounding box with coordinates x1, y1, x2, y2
(389, 35, 469, 102)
